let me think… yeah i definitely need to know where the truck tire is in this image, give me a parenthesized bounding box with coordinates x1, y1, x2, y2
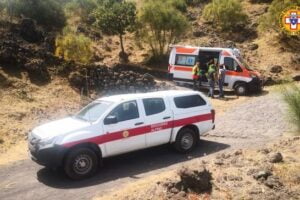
(235, 83, 247, 96)
(64, 147, 99, 180)
(174, 128, 198, 153)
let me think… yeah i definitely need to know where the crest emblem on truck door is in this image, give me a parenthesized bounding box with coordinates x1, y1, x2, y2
(122, 130, 129, 138)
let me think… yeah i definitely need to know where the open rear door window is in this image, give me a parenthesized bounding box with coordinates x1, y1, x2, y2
(175, 55, 197, 66)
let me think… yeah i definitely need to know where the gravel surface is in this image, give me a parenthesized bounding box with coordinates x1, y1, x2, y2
(206, 92, 292, 141)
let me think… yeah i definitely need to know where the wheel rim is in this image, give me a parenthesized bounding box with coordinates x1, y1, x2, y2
(181, 133, 194, 150)
(73, 154, 93, 175)
(238, 86, 245, 94)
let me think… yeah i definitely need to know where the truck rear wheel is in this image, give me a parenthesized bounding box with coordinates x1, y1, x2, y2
(64, 147, 99, 180)
(174, 128, 198, 153)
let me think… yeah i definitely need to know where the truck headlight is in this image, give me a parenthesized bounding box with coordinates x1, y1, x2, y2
(38, 137, 56, 147)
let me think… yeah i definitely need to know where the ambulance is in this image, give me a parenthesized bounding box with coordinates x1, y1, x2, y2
(168, 45, 263, 95)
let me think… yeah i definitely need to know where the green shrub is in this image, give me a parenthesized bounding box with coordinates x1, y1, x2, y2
(259, 0, 300, 33)
(167, 0, 187, 12)
(250, 0, 273, 3)
(282, 84, 300, 133)
(185, 0, 208, 6)
(0, 1, 4, 14)
(144, 0, 187, 12)
(202, 0, 248, 31)
(138, 0, 189, 60)
(55, 30, 93, 64)
(7, 0, 66, 29)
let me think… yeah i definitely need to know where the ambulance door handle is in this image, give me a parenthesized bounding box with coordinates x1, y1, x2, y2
(163, 116, 171, 120)
(135, 122, 144, 126)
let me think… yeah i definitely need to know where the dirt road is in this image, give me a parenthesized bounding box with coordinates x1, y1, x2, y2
(0, 90, 292, 200)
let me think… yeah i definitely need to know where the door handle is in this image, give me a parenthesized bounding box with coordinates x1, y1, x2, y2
(163, 116, 171, 120)
(135, 122, 144, 126)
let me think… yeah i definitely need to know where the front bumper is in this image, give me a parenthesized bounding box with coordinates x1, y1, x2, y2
(29, 143, 67, 168)
(248, 77, 263, 92)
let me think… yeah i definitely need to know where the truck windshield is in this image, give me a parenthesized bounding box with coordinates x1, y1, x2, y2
(237, 57, 253, 71)
(74, 101, 112, 122)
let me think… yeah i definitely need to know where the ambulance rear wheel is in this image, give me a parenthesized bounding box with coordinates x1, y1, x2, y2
(174, 128, 197, 153)
(235, 84, 247, 96)
(64, 147, 98, 180)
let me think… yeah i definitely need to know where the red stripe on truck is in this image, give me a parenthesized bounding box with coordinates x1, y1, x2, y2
(63, 113, 212, 148)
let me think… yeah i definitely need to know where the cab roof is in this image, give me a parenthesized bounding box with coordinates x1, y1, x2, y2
(97, 90, 200, 103)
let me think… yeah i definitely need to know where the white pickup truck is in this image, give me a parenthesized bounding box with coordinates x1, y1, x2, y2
(28, 90, 215, 179)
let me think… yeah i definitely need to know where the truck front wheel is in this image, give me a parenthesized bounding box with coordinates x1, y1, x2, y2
(64, 147, 99, 180)
(174, 128, 198, 153)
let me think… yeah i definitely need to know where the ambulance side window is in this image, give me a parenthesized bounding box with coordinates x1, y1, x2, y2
(224, 57, 242, 72)
(175, 55, 196, 66)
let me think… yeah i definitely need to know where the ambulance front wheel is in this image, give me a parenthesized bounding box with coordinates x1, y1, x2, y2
(235, 84, 247, 96)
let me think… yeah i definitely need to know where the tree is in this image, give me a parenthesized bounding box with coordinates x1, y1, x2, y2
(93, 0, 136, 56)
(138, 0, 189, 59)
(202, 0, 248, 31)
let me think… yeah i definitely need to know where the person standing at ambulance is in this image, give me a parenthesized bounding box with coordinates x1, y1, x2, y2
(192, 61, 200, 90)
(198, 62, 206, 87)
(218, 64, 226, 98)
(207, 59, 217, 98)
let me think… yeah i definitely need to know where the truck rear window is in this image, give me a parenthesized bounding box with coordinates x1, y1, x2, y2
(143, 98, 166, 116)
(174, 95, 206, 108)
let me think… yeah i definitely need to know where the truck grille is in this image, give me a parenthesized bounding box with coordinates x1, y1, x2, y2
(28, 132, 40, 153)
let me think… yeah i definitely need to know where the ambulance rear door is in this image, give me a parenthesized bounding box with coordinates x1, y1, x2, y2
(171, 47, 199, 83)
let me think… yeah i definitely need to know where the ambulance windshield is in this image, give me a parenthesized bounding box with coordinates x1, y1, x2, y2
(75, 101, 112, 122)
(237, 57, 253, 71)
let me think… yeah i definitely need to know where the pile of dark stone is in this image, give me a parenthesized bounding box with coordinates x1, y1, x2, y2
(69, 65, 170, 95)
(0, 19, 61, 83)
(162, 166, 212, 200)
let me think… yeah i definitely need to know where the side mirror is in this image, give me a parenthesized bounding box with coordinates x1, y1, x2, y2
(104, 115, 118, 125)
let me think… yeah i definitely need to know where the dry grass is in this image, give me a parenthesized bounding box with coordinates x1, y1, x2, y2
(274, 163, 300, 186)
(0, 71, 86, 165)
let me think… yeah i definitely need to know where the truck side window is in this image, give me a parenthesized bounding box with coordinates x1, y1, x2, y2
(224, 57, 242, 72)
(174, 95, 206, 108)
(107, 101, 139, 122)
(143, 98, 166, 116)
